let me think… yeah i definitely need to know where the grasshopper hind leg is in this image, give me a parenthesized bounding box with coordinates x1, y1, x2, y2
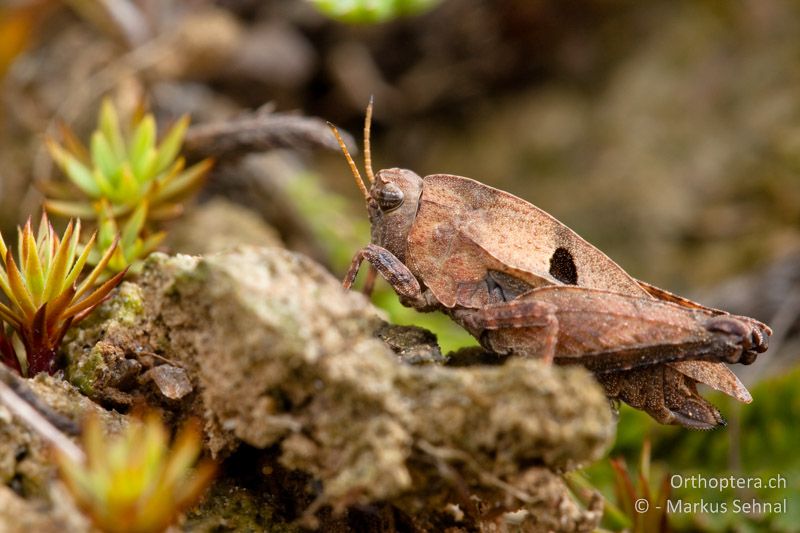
(597, 365, 726, 430)
(453, 300, 559, 363)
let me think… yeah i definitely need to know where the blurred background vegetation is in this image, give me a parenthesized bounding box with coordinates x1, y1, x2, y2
(1, 0, 799, 531)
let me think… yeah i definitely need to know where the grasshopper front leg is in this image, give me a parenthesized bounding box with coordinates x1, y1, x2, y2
(452, 300, 559, 363)
(344, 244, 431, 309)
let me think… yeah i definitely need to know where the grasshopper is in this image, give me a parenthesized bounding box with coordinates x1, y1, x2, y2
(329, 102, 770, 429)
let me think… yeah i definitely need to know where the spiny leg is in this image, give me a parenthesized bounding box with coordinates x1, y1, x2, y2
(362, 265, 378, 296)
(597, 365, 725, 429)
(343, 244, 425, 305)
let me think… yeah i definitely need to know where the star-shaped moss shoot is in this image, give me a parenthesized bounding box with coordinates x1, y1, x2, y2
(56, 413, 216, 533)
(44, 99, 212, 222)
(88, 199, 165, 280)
(0, 214, 125, 376)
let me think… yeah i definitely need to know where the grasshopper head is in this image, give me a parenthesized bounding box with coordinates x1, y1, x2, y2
(329, 99, 422, 262)
(367, 168, 423, 261)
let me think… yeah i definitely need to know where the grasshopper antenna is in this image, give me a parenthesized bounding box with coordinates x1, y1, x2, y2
(364, 96, 375, 184)
(328, 121, 370, 203)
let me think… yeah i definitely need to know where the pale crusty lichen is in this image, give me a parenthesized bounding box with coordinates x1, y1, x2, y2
(59, 247, 613, 530)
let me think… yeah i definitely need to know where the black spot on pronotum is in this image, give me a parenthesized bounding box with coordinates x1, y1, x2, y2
(549, 247, 578, 285)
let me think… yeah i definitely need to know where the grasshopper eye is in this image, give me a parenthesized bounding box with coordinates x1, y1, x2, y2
(376, 184, 404, 211)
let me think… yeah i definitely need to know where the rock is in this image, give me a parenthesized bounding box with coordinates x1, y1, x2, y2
(143, 364, 193, 401)
(376, 323, 447, 365)
(0, 485, 67, 533)
(0, 375, 126, 530)
(63, 282, 147, 407)
(62, 247, 614, 529)
(0, 375, 127, 497)
(165, 198, 283, 256)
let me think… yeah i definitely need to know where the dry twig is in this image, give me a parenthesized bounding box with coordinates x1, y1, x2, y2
(184, 109, 356, 162)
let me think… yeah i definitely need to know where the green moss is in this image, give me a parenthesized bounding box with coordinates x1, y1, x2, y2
(65, 347, 105, 396)
(73, 282, 145, 328)
(184, 480, 300, 533)
(585, 366, 800, 532)
(107, 283, 145, 324)
(62, 283, 144, 394)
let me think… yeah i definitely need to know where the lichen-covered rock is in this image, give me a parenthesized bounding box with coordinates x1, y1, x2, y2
(62, 247, 615, 530)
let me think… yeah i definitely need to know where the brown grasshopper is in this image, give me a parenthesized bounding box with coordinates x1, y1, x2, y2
(329, 102, 770, 429)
